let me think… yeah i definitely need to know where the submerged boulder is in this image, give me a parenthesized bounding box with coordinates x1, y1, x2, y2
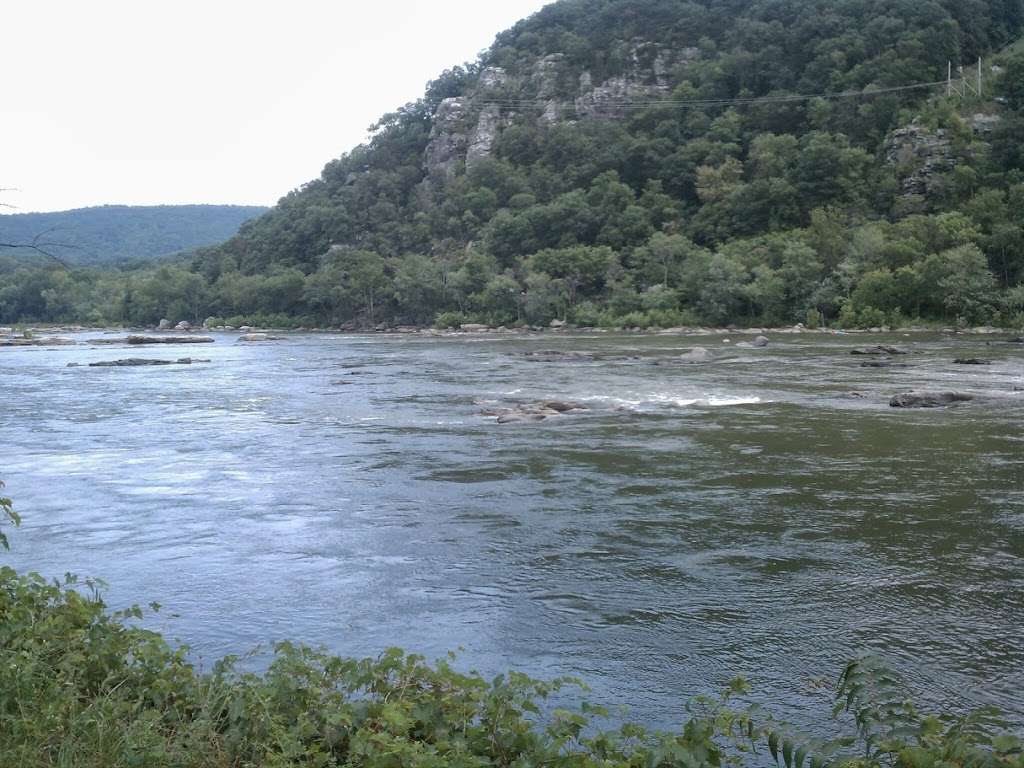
(860, 361, 910, 368)
(851, 345, 906, 355)
(889, 391, 973, 408)
(126, 335, 214, 344)
(953, 358, 992, 365)
(520, 349, 595, 362)
(496, 412, 548, 424)
(539, 400, 585, 412)
(679, 346, 712, 362)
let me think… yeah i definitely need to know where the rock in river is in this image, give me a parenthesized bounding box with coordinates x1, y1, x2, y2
(126, 335, 214, 345)
(79, 358, 209, 367)
(889, 391, 973, 408)
(953, 358, 992, 365)
(238, 333, 285, 342)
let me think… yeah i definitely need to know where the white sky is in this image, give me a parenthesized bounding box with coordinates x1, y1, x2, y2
(1, 0, 550, 213)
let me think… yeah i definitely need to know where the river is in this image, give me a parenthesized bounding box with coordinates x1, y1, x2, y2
(2, 330, 1022, 730)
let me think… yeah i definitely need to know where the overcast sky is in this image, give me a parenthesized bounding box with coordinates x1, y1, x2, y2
(1, 0, 550, 213)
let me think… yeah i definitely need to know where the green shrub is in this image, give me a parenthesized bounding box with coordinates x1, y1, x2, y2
(1, 566, 1022, 767)
(434, 311, 472, 329)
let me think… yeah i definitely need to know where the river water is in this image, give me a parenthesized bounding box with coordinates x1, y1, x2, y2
(2, 330, 1022, 730)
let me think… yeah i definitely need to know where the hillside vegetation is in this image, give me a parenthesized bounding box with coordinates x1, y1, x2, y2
(0, 204, 267, 267)
(2, 0, 1024, 329)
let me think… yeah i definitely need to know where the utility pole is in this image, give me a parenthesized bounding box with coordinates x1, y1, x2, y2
(953, 60, 982, 99)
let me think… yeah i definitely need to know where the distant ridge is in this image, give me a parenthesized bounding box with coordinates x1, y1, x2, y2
(0, 204, 268, 266)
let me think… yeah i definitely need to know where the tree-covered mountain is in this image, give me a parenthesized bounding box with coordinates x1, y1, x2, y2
(0, 205, 267, 267)
(3, 0, 1024, 328)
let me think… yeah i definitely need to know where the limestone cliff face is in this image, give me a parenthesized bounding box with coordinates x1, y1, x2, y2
(424, 98, 471, 182)
(884, 114, 999, 199)
(422, 42, 699, 182)
(885, 123, 957, 197)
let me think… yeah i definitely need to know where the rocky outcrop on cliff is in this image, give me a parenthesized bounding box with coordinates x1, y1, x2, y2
(423, 42, 699, 181)
(884, 123, 957, 197)
(884, 114, 1001, 199)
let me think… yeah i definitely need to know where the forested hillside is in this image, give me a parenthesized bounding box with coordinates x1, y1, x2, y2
(0, 205, 266, 267)
(3, 0, 1024, 328)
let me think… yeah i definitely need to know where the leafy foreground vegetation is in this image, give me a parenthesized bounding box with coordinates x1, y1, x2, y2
(4, 0, 1024, 330)
(0, 565, 1021, 767)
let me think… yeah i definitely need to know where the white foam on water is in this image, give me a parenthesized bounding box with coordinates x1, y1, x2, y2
(579, 393, 766, 410)
(706, 396, 764, 406)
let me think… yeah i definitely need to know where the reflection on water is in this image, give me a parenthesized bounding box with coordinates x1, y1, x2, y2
(1, 331, 1022, 729)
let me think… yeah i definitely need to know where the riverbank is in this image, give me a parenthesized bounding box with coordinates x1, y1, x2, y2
(3, 321, 1023, 345)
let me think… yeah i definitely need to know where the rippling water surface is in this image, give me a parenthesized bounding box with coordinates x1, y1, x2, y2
(2, 331, 1023, 729)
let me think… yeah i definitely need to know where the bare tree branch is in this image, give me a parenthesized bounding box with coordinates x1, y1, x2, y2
(0, 230, 74, 268)
(0, 190, 74, 266)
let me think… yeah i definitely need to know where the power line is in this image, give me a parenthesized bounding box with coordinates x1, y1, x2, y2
(426, 78, 948, 113)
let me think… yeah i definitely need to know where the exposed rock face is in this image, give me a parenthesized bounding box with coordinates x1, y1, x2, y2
(158, 318, 172, 330)
(477, 66, 509, 91)
(885, 123, 956, 197)
(466, 103, 503, 169)
(969, 113, 1000, 136)
(424, 98, 470, 181)
(889, 391, 973, 408)
(574, 43, 697, 118)
(425, 43, 699, 179)
(532, 53, 565, 99)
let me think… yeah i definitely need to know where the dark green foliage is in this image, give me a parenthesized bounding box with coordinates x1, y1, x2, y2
(0, 204, 267, 266)
(0, 566, 1021, 767)
(0, 482, 18, 551)
(3, 1, 1024, 329)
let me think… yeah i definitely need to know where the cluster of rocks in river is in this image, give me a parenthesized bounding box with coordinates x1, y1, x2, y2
(480, 400, 587, 424)
(0, 335, 76, 347)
